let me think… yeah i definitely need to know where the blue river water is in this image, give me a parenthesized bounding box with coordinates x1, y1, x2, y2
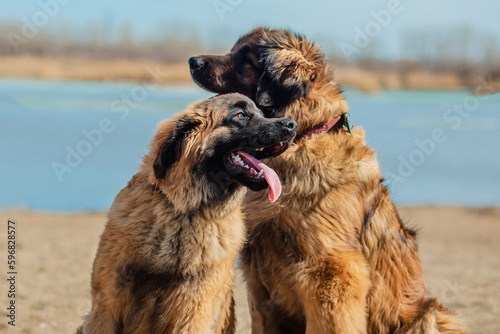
(0, 78, 499, 211)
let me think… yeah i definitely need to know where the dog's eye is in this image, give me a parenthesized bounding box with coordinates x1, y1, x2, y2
(234, 112, 249, 119)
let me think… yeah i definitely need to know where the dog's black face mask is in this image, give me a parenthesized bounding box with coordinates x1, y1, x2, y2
(206, 98, 296, 201)
(153, 94, 296, 202)
(189, 28, 318, 115)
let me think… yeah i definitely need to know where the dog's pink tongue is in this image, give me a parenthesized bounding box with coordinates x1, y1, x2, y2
(237, 152, 282, 203)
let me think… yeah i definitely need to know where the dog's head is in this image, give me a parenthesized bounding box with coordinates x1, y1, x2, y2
(145, 93, 296, 206)
(189, 28, 326, 114)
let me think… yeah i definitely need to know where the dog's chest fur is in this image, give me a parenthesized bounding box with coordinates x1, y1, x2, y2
(91, 173, 245, 332)
(242, 130, 380, 312)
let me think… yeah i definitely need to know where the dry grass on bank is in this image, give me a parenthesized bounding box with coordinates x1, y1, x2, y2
(334, 67, 465, 92)
(0, 55, 192, 85)
(0, 55, 473, 92)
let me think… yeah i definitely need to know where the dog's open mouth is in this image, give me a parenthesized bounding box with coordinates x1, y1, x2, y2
(224, 142, 289, 203)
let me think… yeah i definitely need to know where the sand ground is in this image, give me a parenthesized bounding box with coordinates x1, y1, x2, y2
(0, 207, 498, 333)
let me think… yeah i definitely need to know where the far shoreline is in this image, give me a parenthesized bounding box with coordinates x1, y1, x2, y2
(2, 55, 498, 94)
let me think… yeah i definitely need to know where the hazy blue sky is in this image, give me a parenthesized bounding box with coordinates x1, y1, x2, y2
(1, 0, 499, 59)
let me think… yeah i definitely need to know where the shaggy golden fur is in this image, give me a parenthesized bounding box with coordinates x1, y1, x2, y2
(190, 28, 466, 333)
(76, 93, 296, 334)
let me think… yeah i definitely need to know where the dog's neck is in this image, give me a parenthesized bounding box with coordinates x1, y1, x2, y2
(271, 83, 350, 142)
(272, 75, 350, 138)
(149, 177, 245, 218)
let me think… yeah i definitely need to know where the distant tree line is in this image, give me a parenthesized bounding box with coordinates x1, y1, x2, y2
(1, 21, 499, 85)
(327, 25, 500, 87)
(0, 22, 208, 63)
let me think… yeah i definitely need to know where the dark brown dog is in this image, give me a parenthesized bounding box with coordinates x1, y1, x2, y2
(190, 28, 465, 334)
(76, 93, 296, 333)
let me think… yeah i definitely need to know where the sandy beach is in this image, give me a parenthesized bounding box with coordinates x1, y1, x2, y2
(0, 206, 499, 333)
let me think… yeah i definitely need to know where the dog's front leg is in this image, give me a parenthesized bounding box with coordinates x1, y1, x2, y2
(244, 261, 304, 334)
(246, 276, 284, 334)
(303, 251, 370, 334)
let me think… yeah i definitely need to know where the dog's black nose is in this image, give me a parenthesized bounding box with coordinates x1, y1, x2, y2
(188, 57, 205, 70)
(280, 119, 297, 132)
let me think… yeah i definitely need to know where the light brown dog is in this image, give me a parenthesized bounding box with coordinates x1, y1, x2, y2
(76, 93, 296, 333)
(190, 28, 465, 333)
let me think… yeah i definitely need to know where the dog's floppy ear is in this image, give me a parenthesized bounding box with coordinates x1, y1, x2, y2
(256, 48, 316, 108)
(153, 116, 201, 179)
